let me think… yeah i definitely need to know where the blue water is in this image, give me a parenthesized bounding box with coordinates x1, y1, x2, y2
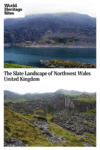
(4, 46, 96, 67)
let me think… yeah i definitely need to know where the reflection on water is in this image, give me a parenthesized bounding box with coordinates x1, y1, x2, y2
(4, 46, 96, 67)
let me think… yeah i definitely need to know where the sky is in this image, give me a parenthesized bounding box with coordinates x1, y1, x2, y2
(25, 0, 96, 18)
(4, 83, 96, 94)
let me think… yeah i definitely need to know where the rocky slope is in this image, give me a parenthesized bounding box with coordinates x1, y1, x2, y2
(4, 12, 96, 47)
(40, 60, 96, 68)
(4, 92, 96, 147)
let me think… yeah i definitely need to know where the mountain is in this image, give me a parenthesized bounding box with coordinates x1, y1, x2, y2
(54, 89, 96, 95)
(4, 12, 96, 46)
(4, 89, 95, 102)
(4, 90, 54, 102)
(55, 89, 81, 95)
(4, 90, 23, 100)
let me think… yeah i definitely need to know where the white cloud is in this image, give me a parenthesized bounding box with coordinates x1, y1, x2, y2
(25, 1, 96, 17)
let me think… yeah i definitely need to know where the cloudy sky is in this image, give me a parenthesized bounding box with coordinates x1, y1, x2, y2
(25, 0, 96, 17)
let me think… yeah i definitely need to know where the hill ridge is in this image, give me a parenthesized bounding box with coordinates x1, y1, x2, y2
(4, 12, 96, 46)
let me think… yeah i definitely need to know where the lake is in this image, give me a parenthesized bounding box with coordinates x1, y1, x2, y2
(4, 46, 96, 68)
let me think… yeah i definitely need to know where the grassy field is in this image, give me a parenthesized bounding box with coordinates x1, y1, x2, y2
(73, 96, 96, 104)
(4, 99, 27, 103)
(4, 63, 38, 68)
(4, 106, 52, 146)
(82, 108, 96, 117)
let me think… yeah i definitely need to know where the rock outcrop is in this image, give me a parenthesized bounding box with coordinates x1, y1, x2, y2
(4, 93, 96, 146)
(51, 113, 96, 136)
(40, 60, 96, 68)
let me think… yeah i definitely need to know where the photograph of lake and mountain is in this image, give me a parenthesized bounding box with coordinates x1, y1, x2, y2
(4, 88, 96, 147)
(4, 2, 96, 68)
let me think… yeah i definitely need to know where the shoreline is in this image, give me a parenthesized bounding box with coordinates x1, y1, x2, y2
(40, 60, 96, 68)
(4, 43, 96, 49)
